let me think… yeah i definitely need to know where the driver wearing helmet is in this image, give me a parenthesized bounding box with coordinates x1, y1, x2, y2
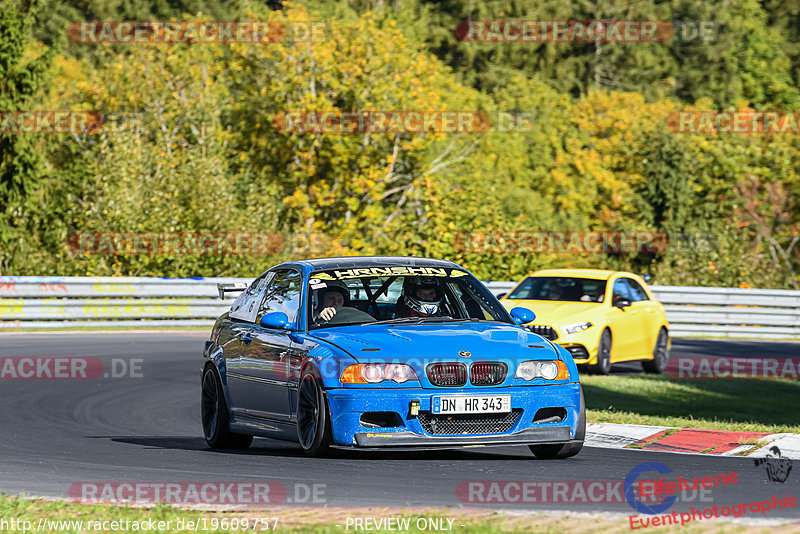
(396, 277, 444, 317)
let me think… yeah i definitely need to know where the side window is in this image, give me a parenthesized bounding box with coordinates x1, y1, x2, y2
(625, 278, 649, 301)
(612, 278, 633, 303)
(249, 273, 270, 295)
(230, 271, 273, 322)
(258, 269, 302, 324)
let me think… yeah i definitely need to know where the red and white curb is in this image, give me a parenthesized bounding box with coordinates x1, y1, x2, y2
(586, 423, 800, 459)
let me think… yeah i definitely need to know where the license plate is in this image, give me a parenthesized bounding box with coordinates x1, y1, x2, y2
(432, 395, 511, 414)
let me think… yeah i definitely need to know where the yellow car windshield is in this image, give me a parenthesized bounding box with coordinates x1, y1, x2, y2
(507, 277, 607, 303)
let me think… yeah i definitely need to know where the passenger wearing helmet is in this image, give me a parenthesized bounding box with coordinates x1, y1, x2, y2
(313, 282, 350, 322)
(396, 277, 444, 318)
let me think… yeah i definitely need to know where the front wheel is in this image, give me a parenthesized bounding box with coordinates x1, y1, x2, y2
(296, 369, 333, 457)
(529, 385, 585, 459)
(201, 365, 253, 449)
(587, 329, 612, 375)
(642, 328, 669, 373)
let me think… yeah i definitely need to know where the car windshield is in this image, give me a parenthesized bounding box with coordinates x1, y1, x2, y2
(307, 266, 513, 329)
(507, 276, 607, 303)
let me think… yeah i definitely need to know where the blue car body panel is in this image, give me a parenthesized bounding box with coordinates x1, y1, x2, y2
(326, 382, 581, 446)
(203, 256, 583, 449)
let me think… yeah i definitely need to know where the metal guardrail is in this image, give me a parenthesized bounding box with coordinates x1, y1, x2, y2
(1, 277, 799, 339)
(0, 277, 245, 329)
(649, 286, 800, 339)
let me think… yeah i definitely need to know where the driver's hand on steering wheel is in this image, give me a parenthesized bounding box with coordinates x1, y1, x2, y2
(316, 306, 337, 322)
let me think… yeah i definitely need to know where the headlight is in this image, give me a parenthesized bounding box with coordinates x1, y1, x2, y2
(515, 360, 569, 381)
(563, 321, 593, 334)
(340, 364, 418, 384)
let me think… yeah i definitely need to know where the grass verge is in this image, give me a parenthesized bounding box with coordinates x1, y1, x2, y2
(582, 375, 800, 434)
(0, 495, 790, 534)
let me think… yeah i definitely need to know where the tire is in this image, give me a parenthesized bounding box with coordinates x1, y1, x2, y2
(201, 365, 253, 449)
(587, 329, 612, 375)
(529, 385, 585, 459)
(296, 368, 333, 457)
(642, 328, 669, 374)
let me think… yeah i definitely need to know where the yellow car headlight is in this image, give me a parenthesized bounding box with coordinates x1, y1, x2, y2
(563, 321, 593, 334)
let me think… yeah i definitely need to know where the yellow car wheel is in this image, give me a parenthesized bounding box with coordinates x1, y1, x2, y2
(642, 328, 669, 374)
(587, 329, 612, 375)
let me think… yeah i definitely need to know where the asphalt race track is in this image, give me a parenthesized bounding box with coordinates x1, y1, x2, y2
(1, 332, 798, 517)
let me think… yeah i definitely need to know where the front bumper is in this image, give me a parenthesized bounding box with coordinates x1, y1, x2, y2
(326, 382, 581, 447)
(353, 426, 572, 448)
(556, 329, 602, 365)
(560, 342, 592, 364)
(524, 323, 596, 365)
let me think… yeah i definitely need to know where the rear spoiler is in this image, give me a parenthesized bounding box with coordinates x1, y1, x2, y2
(217, 282, 248, 299)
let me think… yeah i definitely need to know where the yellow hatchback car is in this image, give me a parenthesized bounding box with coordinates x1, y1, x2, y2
(499, 269, 669, 374)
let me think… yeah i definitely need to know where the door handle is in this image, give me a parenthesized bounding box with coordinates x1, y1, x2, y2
(241, 332, 252, 345)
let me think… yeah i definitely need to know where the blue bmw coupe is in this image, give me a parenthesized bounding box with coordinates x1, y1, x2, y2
(202, 256, 585, 458)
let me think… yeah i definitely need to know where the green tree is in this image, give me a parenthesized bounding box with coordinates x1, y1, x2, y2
(227, 4, 486, 258)
(47, 42, 280, 276)
(0, 0, 54, 274)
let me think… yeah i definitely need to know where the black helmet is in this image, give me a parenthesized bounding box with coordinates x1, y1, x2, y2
(401, 277, 442, 316)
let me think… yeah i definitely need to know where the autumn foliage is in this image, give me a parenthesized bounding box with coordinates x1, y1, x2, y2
(0, 1, 798, 288)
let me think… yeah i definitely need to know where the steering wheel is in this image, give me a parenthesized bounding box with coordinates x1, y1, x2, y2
(317, 306, 376, 326)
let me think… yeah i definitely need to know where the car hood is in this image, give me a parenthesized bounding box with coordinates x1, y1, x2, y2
(500, 299, 601, 326)
(310, 322, 561, 363)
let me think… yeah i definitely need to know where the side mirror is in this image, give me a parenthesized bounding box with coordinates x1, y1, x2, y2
(495, 292, 507, 299)
(510, 307, 536, 325)
(613, 298, 632, 309)
(259, 311, 294, 330)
